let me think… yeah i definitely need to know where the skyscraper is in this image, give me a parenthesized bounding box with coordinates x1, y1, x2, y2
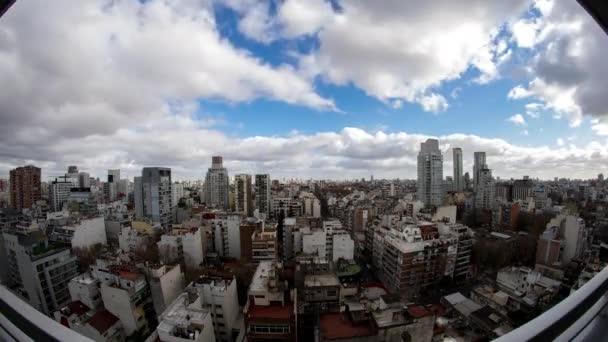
(473, 152, 487, 190)
(235, 174, 253, 216)
(134, 167, 173, 229)
(417, 139, 444, 207)
(204, 156, 230, 209)
(104, 169, 121, 203)
(475, 167, 495, 209)
(453, 147, 463, 191)
(49, 175, 73, 212)
(255, 174, 271, 219)
(9, 165, 41, 210)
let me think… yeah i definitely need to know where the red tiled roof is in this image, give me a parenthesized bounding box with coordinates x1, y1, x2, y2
(87, 310, 119, 334)
(66, 300, 90, 317)
(248, 303, 293, 320)
(360, 282, 387, 290)
(426, 304, 446, 316)
(320, 312, 375, 340)
(118, 270, 143, 281)
(407, 305, 432, 318)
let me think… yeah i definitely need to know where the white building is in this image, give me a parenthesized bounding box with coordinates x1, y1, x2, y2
(190, 276, 241, 342)
(100, 269, 154, 337)
(49, 176, 73, 212)
(172, 182, 185, 206)
(156, 292, 216, 342)
(146, 264, 186, 318)
(254, 174, 271, 219)
(302, 229, 327, 259)
(211, 214, 241, 259)
(3, 229, 79, 315)
(417, 139, 444, 207)
(301, 192, 321, 218)
(68, 273, 102, 310)
(204, 156, 230, 210)
(332, 232, 354, 261)
(475, 168, 495, 210)
(158, 224, 206, 270)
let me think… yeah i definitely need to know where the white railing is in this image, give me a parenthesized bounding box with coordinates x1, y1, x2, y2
(0, 285, 93, 342)
(495, 266, 608, 342)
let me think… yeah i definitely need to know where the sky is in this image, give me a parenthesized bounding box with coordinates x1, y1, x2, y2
(0, 0, 607, 181)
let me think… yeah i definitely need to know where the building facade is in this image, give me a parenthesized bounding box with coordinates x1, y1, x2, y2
(417, 139, 444, 207)
(9, 165, 41, 210)
(134, 167, 173, 229)
(204, 156, 230, 210)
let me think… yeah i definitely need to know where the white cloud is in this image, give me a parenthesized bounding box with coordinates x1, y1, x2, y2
(592, 120, 608, 136)
(286, 1, 531, 112)
(2, 119, 605, 181)
(419, 94, 449, 113)
(510, 18, 541, 48)
(237, 2, 277, 43)
(0, 0, 336, 143)
(507, 114, 527, 126)
(508, 85, 533, 99)
(506, 0, 608, 130)
(278, 0, 334, 38)
(525, 102, 543, 118)
(556, 138, 564, 146)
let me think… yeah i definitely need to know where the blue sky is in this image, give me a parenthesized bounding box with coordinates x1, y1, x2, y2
(0, 0, 607, 180)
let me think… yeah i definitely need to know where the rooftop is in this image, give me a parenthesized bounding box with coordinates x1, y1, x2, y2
(65, 301, 90, 317)
(248, 303, 293, 320)
(319, 312, 375, 340)
(87, 310, 119, 334)
(304, 274, 340, 287)
(157, 293, 210, 336)
(250, 260, 279, 293)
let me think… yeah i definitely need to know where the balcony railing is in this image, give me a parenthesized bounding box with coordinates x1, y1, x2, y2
(495, 266, 608, 342)
(0, 285, 93, 342)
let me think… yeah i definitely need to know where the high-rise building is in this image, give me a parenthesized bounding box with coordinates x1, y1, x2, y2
(78, 172, 90, 188)
(417, 139, 444, 207)
(234, 174, 253, 216)
(2, 229, 78, 315)
(254, 174, 271, 219)
(475, 168, 495, 209)
(453, 147, 463, 191)
(104, 169, 121, 203)
(204, 156, 229, 209)
(473, 152, 486, 190)
(49, 175, 73, 212)
(464, 172, 471, 190)
(9, 165, 41, 210)
(134, 167, 173, 229)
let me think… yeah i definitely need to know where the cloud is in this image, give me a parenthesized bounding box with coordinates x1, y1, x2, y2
(556, 138, 564, 146)
(525, 102, 543, 118)
(278, 0, 334, 38)
(507, 114, 527, 126)
(1, 107, 606, 181)
(0, 0, 336, 145)
(508, 0, 608, 129)
(235, 0, 530, 112)
(592, 120, 608, 136)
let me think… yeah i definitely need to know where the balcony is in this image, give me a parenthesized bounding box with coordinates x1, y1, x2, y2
(495, 266, 608, 341)
(0, 285, 93, 341)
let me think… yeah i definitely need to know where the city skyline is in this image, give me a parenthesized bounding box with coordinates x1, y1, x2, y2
(1, 1, 607, 181)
